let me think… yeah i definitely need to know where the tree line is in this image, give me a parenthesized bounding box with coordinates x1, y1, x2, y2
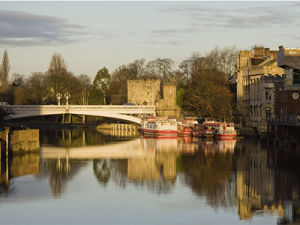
(0, 45, 238, 120)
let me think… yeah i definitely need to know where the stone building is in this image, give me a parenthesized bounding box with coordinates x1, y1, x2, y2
(127, 79, 161, 106)
(127, 78, 181, 118)
(236, 46, 284, 137)
(277, 47, 300, 115)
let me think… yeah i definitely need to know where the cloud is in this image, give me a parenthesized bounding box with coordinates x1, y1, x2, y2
(158, 3, 300, 30)
(0, 10, 87, 47)
(145, 40, 183, 46)
(150, 28, 201, 37)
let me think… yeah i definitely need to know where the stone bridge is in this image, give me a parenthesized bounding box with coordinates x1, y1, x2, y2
(6, 105, 156, 124)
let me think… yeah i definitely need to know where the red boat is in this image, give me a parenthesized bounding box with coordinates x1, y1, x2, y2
(177, 123, 194, 137)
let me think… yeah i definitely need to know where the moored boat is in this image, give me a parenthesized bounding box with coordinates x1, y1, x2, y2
(177, 123, 194, 137)
(177, 118, 197, 137)
(193, 124, 214, 138)
(141, 116, 178, 137)
(214, 122, 236, 139)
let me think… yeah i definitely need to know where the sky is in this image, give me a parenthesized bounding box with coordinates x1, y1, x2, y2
(0, 1, 300, 80)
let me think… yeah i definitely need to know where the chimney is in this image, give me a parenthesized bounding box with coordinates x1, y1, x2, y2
(279, 45, 284, 51)
(265, 48, 270, 57)
(254, 47, 264, 57)
(269, 50, 277, 60)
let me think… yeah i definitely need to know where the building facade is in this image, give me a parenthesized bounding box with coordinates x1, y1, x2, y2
(236, 46, 284, 137)
(277, 47, 300, 115)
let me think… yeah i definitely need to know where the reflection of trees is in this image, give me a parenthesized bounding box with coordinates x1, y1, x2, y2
(93, 159, 111, 187)
(38, 159, 87, 197)
(110, 160, 128, 189)
(181, 150, 236, 209)
(92, 158, 176, 194)
(93, 159, 129, 188)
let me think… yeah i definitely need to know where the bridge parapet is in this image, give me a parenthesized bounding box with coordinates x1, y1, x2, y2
(6, 105, 156, 125)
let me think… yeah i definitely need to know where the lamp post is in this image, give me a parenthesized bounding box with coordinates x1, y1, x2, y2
(56, 93, 62, 105)
(64, 92, 70, 106)
(98, 78, 108, 105)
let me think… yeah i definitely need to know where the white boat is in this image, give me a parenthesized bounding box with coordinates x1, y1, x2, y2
(214, 122, 236, 139)
(141, 116, 178, 137)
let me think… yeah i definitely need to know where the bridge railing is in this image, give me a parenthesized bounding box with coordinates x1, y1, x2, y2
(7, 105, 155, 113)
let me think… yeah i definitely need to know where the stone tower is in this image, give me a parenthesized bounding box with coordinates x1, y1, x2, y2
(163, 78, 177, 113)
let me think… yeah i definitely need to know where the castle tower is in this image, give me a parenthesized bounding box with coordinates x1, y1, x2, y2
(162, 78, 177, 116)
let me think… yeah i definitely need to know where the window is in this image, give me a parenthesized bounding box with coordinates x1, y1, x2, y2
(265, 109, 271, 121)
(294, 69, 300, 86)
(265, 89, 272, 101)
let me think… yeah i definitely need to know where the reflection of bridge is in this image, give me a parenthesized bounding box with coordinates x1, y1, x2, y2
(6, 105, 156, 124)
(40, 139, 154, 159)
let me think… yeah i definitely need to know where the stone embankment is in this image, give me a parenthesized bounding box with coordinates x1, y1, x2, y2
(0, 128, 39, 157)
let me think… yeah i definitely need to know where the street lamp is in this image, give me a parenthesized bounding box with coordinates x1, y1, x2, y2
(98, 78, 108, 105)
(56, 93, 62, 105)
(64, 92, 70, 105)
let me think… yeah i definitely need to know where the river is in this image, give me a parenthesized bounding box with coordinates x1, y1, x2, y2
(0, 128, 298, 224)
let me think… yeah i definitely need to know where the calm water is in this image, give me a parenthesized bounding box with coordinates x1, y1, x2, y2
(0, 128, 299, 224)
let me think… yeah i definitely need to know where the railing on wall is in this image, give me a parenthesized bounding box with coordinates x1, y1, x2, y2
(269, 113, 300, 126)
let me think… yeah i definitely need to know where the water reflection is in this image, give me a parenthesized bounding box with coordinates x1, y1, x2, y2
(0, 153, 39, 196)
(180, 138, 236, 210)
(3, 129, 300, 224)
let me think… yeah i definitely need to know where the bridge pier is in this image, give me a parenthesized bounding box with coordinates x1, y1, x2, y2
(111, 124, 140, 136)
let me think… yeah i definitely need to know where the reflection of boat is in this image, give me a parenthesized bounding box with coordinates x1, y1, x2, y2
(178, 136, 198, 153)
(215, 139, 236, 153)
(214, 123, 236, 139)
(141, 116, 177, 137)
(141, 136, 178, 152)
(200, 139, 236, 155)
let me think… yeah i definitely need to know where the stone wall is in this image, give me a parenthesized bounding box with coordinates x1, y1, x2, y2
(9, 129, 40, 153)
(127, 79, 182, 119)
(127, 79, 161, 105)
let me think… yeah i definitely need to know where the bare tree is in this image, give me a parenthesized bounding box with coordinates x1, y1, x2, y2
(10, 73, 25, 87)
(178, 52, 202, 85)
(146, 58, 174, 82)
(205, 46, 239, 82)
(128, 59, 146, 79)
(0, 49, 10, 92)
(25, 72, 50, 105)
(47, 53, 68, 100)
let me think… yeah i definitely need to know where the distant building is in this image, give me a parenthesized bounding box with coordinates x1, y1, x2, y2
(236, 46, 284, 137)
(277, 47, 300, 115)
